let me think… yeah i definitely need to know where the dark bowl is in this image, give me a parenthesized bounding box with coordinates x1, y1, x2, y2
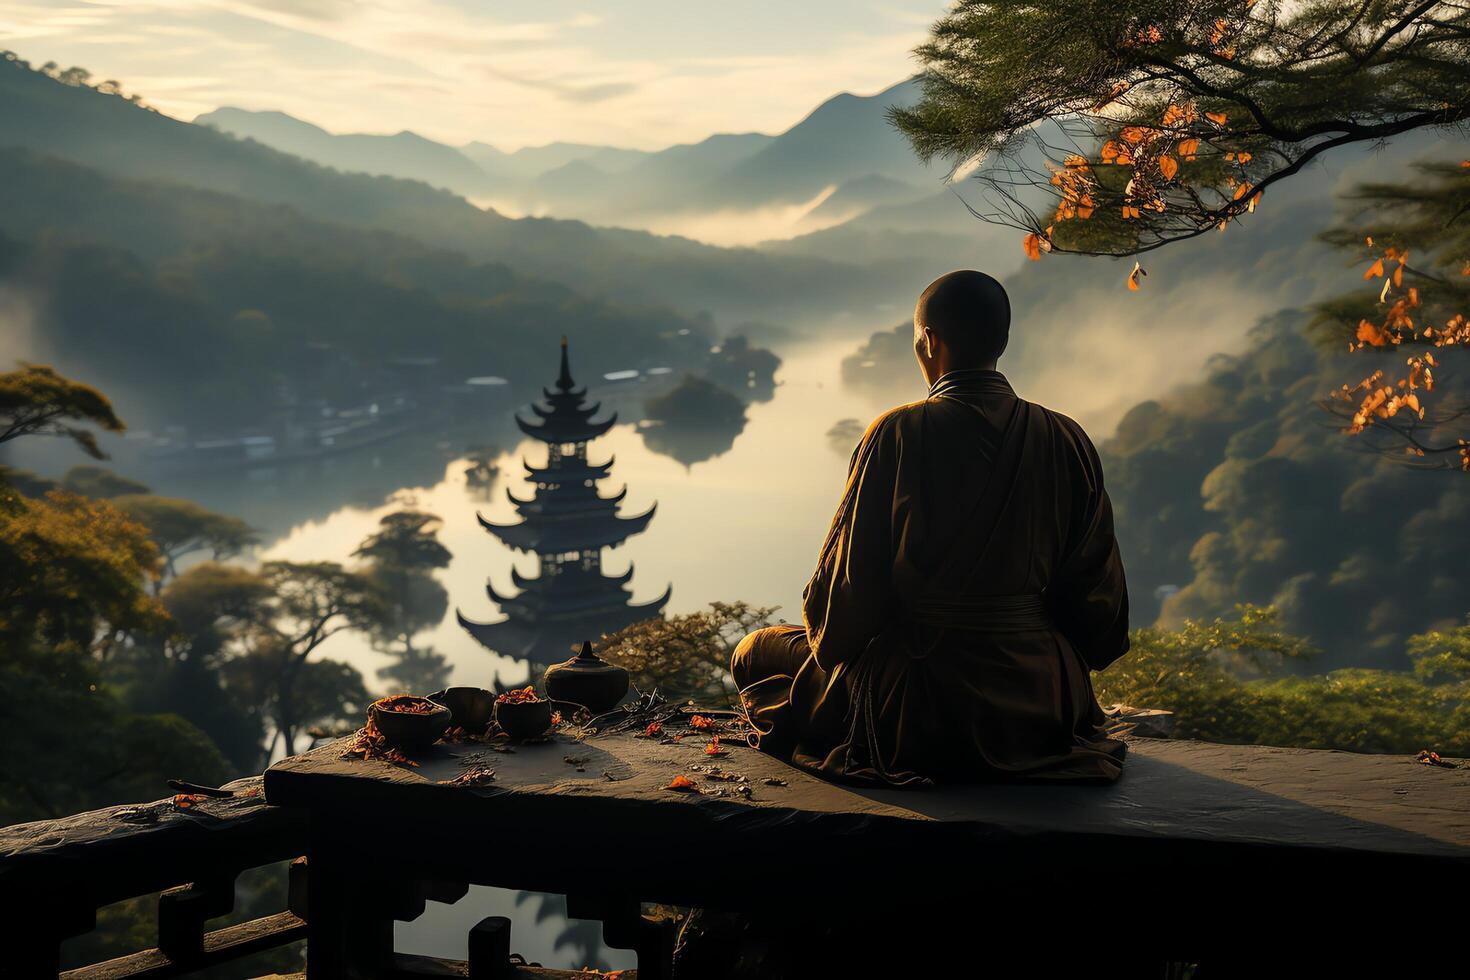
(369, 698, 451, 751)
(428, 687, 495, 732)
(494, 697, 553, 740)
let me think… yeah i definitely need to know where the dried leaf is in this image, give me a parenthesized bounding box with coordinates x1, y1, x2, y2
(1127, 261, 1146, 292)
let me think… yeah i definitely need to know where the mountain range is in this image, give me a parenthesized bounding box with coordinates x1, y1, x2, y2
(194, 78, 954, 244)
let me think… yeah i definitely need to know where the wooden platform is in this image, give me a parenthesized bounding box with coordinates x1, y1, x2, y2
(264, 731, 1469, 967)
(265, 733, 1470, 864)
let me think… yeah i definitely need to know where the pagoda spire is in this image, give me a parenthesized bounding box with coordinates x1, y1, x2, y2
(513, 337, 617, 445)
(556, 335, 575, 391)
(458, 339, 669, 669)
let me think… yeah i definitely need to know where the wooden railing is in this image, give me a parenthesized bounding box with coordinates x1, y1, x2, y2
(0, 776, 308, 978)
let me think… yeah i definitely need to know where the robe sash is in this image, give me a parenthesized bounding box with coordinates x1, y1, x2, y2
(908, 593, 1050, 633)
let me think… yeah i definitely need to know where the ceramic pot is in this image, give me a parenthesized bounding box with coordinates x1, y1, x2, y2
(543, 641, 629, 713)
(494, 697, 553, 740)
(369, 698, 450, 751)
(429, 687, 495, 732)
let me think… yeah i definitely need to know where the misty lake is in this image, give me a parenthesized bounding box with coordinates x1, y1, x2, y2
(127, 333, 911, 970)
(227, 335, 907, 688)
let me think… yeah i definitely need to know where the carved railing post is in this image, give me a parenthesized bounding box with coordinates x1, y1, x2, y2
(157, 876, 236, 962)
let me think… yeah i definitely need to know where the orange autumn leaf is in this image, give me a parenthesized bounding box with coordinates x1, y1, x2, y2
(1363, 258, 1385, 281)
(1232, 181, 1253, 201)
(1177, 137, 1200, 160)
(667, 775, 697, 792)
(1356, 319, 1391, 347)
(1159, 155, 1179, 180)
(1101, 140, 1134, 165)
(1205, 111, 1228, 128)
(1022, 232, 1042, 261)
(688, 714, 714, 730)
(1120, 126, 1150, 146)
(1127, 261, 1146, 291)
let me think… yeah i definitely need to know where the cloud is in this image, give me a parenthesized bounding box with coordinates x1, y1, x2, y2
(237, 0, 353, 20)
(480, 64, 635, 104)
(0, 1, 936, 148)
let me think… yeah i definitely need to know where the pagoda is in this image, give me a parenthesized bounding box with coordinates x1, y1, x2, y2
(458, 339, 670, 666)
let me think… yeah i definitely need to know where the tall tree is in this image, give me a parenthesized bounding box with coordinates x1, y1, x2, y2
(892, 1, 1470, 257)
(111, 494, 258, 584)
(0, 362, 124, 458)
(353, 510, 453, 693)
(0, 393, 226, 821)
(251, 561, 383, 755)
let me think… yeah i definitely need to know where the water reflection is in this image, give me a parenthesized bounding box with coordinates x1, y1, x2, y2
(127, 338, 902, 969)
(635, 374, 750, 467)
(243, 339, 898, 692)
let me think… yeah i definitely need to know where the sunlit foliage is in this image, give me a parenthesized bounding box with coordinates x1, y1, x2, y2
(0, 361, 123, 459)
(894, 0, 1470, 259)
(597, 601, 779, 706)
(1316, 160, 1470, 469)
(1096, 606, 1470, 754)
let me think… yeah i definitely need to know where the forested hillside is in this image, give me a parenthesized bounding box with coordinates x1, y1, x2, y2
(0, 55, 924, 322)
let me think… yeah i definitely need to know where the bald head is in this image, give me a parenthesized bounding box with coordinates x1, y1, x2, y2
(914, 270, 1011, 370)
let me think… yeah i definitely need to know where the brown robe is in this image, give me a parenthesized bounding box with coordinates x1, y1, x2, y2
(733, 369, 1129, 785)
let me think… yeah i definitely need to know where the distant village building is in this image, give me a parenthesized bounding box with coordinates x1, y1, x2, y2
(458, 339, 670, 667)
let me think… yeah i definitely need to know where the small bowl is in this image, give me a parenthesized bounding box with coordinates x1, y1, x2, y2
(429, 687, 495, 732)
(369, 696, 451, 751)
(494, 696, 553, 740)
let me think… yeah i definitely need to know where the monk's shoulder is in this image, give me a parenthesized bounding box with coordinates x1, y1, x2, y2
(1028, 401, 1106, 483)
(862, 399, 927, 442)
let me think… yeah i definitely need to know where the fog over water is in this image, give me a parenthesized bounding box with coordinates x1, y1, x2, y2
(253, 337, 900, 690)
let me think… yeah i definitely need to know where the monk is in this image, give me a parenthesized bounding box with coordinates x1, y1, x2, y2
(733, 270, 1130, 784)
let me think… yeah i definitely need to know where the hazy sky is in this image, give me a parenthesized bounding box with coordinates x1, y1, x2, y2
(0, 1, 945, 149)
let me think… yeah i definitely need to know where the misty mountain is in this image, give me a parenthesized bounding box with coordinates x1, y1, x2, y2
(519, 131, 777, 220)
(0, 145, 717, 432)
(461, 140, 651, 182)
(711, 77, 936, 207)
(178, 76, 945, 246)
(0, 58, 930, 323)
(798, 174, 928, 229)
(195, 107, 495, 197)
(502, 78, 938, 233)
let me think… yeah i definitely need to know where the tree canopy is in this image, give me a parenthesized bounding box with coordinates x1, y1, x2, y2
(1315, 160, 1470, 470)
(111, 494, 258, 581)
(893, 0, 1470, 257)
(0, 362, 123, 458)
(353, 510, 453, 693)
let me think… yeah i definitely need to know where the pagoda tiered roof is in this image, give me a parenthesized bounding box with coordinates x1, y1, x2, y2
(456, 588, 669, 664)
(475, 503, 655, 554)
(522, 456, 615, 485)
(505, 484, 628, 516)
(458, 338, 668, 665)
(514, 341, 617, 444)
